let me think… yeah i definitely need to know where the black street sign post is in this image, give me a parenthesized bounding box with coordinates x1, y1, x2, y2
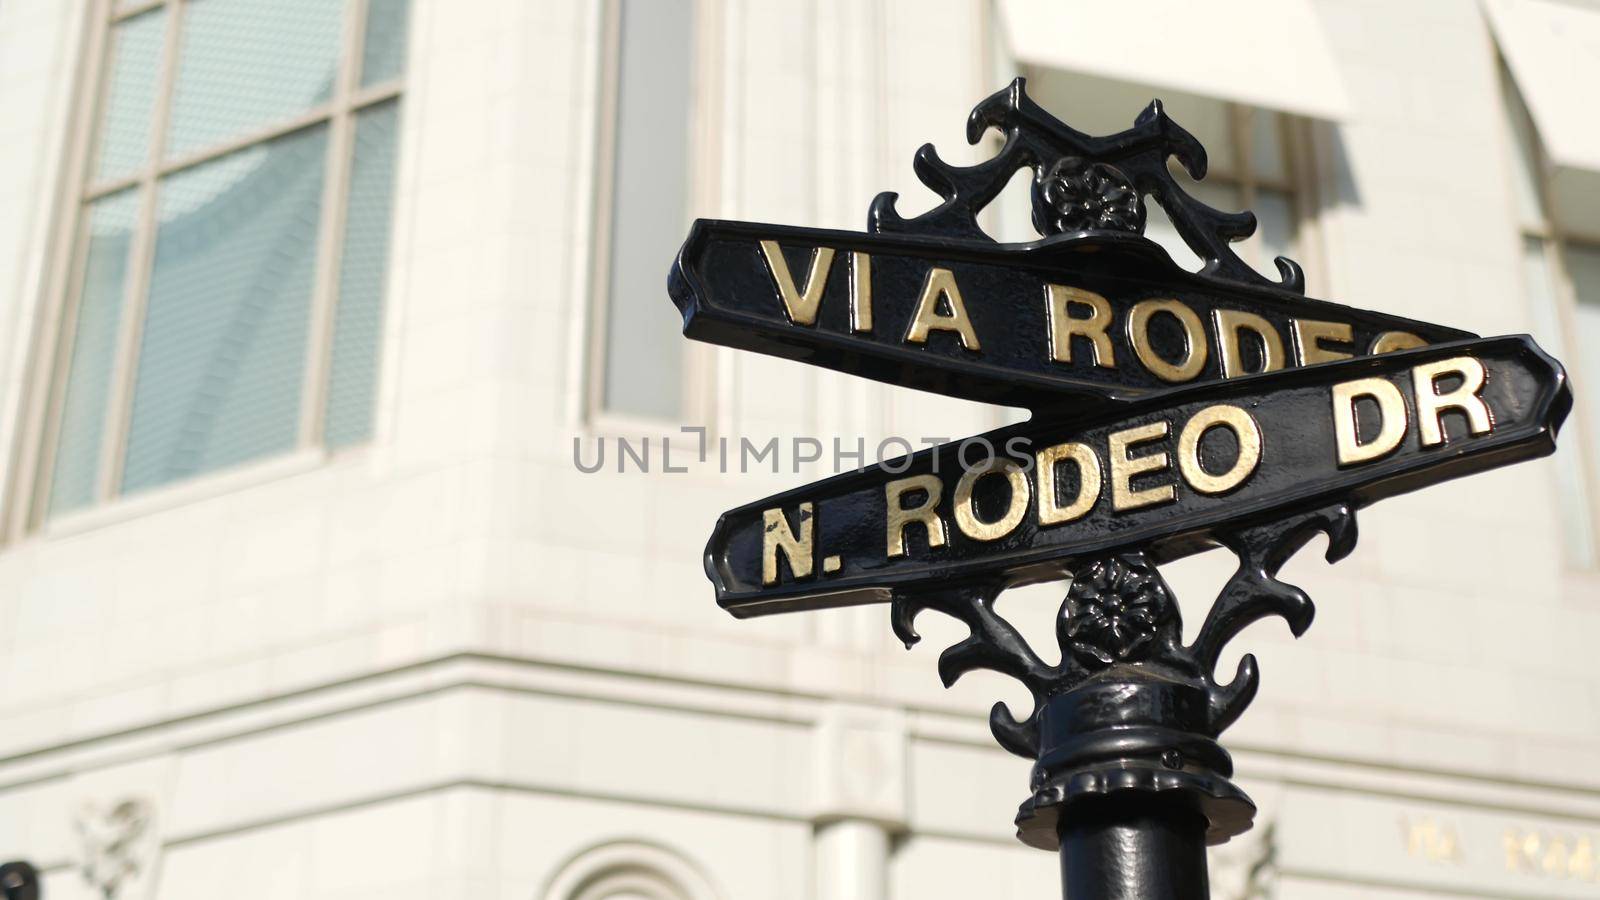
(668, 79, 1572, 900)
(0, 862, 38, 900)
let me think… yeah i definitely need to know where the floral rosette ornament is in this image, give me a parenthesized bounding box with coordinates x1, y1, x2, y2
(1059, 553, 1178, 668)
(1035, 157, 1146, 236)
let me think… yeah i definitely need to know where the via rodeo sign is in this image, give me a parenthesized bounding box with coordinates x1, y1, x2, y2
(668, 80, 1571, 860)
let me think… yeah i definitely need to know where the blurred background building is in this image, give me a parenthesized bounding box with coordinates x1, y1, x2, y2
(0, 0, 1597, 897)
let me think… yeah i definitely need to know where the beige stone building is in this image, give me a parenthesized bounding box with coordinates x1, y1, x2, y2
(0, 0, 1597, 897)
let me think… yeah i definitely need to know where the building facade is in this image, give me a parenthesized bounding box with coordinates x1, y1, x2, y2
(0, 0, 1598, 897)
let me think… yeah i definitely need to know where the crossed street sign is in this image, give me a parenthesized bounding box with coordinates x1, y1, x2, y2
(666, 78, 1574, 889)
(668, 79, 1571, 621)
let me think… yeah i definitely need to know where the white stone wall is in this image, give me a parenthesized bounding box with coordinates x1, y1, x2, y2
(0, 0, 1595, 897)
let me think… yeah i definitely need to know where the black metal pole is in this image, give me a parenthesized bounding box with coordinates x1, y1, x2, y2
(1057, 796, 1208, 900)
(0, 861, 39, 900)
(1009, 604, 1260, 900)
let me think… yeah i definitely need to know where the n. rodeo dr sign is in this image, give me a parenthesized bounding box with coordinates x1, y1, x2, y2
(704, 336, 1566, 616)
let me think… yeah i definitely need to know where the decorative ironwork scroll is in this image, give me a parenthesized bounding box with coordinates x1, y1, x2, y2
(870, 78, 1303, 293)
(889, 505, 1354, 846)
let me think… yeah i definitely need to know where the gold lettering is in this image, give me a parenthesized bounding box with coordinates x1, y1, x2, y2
(1046, 285, 1115, 368)
(953, 459, 1030, 541)
(762, 504, 814, 585)
(1503, 827, 1600, 881)
(1128, 299, 1207, 382)
(1110, 422, 1175, 511)
(1036, 442, 1101, 526)
(886, 474, 947, 557)
(1291, 318, 1354, 366)
(1570, 836, 1596, 880)
(850, 251, 872, 332)
(1214, 309, 1286, 378)
(1403, 816, 1462, 864)
(1506, 828, 1539, 873)
(759, 241, 835, 326)
(1544, 834, 1571, 876)
(1177, 405, 1261, 495)
(905, 267, 981, 350)
(1332, 377, 1408, 465)
(1413, 356, 1492, 447)
(1372, 331, 1426, 354)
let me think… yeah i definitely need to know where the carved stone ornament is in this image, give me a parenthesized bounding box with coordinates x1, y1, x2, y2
(1209, 821, 1278, 899)
(76, 797, 155, 899)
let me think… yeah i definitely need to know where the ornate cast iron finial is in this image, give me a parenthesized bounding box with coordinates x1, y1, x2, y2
(76, 797, 154, 900)
(891, 503, 1357, 848)
(1059, 553, 1175, 667)
(869, 77, 1305, 294)
(1038, 159, 1146, 236)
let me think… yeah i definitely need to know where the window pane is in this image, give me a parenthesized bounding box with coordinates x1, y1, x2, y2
(1568, 243, 1600, 398)
(1252, 188, 1296, 276)
(601, 0, 693, 419)
(1502, 67, 1547, 231)
(1523, 238, 1594, 566)
(95, 9, 166, 183)
(1248, 109, 1288, 185)
(122, 125, 328, 493)
(48, 191, 140, 515)
(361, 0, 410, 87)
(1145, 179, 1236, 273)
(166, 0, 343, 160)
(1143, 205, 1198, 272)
(1564, 243, 1600, 561)
(1026, 69, 1236, 177)
(325, 100, 401, 448)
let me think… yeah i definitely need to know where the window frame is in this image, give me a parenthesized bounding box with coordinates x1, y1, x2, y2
(1172, 101, 1325, 288)
(1498, 59, 1600, 569)
(581, 0, 720, 435)
(14, 0, 406, 535)
(1227, 103, 1327, 288)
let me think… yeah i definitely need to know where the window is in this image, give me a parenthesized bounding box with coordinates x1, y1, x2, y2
(1018, 70, 1316, 282)
(37, 0, 408, 520)
(1501, 65, 1600, 567)
(590, 0, 700, 422)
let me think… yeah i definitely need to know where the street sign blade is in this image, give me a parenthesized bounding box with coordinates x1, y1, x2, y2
(670, 218, 1475, 413)
(705, 335, 1570, 617)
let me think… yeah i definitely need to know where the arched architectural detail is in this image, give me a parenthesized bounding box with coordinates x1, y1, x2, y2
(539, 840, 723, 900)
